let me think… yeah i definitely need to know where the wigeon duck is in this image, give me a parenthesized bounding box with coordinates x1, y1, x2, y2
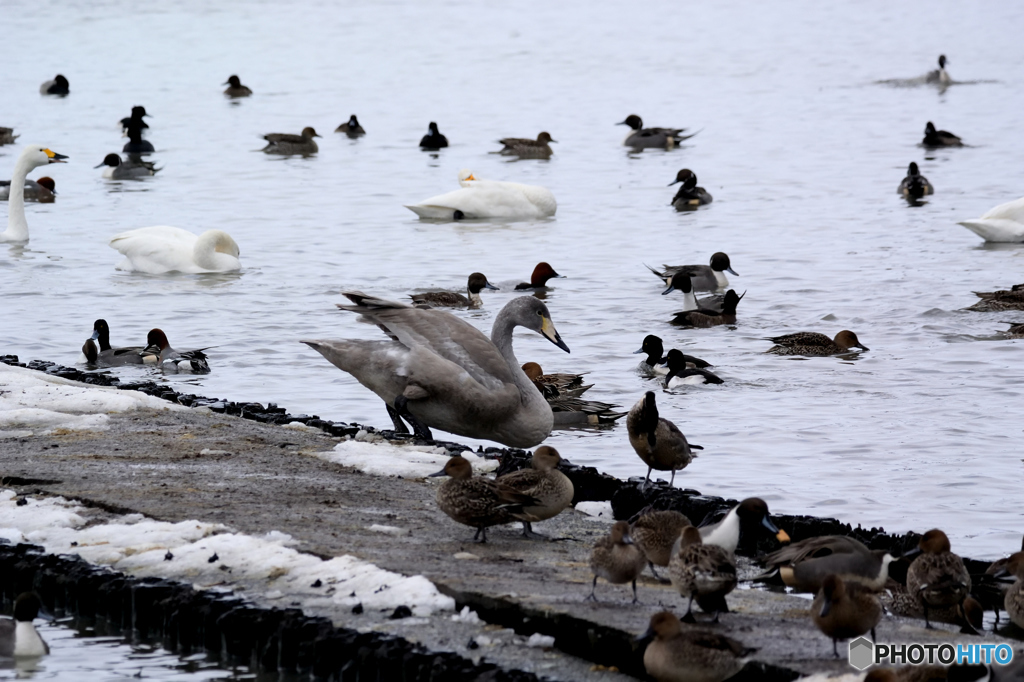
(419, 122, 448, 150)
(0, 128, 18, 145)
(664, 349, 723, 387)
(766, 330, 868, 356)
(495, 446, 574, 538)
(0, 176, 56, 203)
(303, 294, 570, 447)
(588, 521, 646, 603)
(669, 169, 713, 209)
(668, 525, 737, 622)
(109, 226, 240, 274)
(922, 121, 962, 147)
(410, 272, 498, 309)
(262, 127, 320, 155)
(39, 74, 69, 96)
(405, 173, 557, 220)
(0, 593, 49, 657)
(627, 391, 702, 488)
(94, 153, 160, 179)
(637, 611, 750, 682)
(335, 115, 365, 137)
(633, 335, 711, 376)
(959, 197, 1024, 243)
(925, 55, 951, 86)
(223, 75, 252, 97)
(903, 529, 971, 629)
(496, 132, 555, 159)
(81, 319, 145, 366)
(899, 162, 934, 200)
(618, 114, 696, 150)
(670, 290, 743, 327)
(630, 508, 692, 581)
(515, 262, 564, 290)
(681, 498, 788, 557)
(812, 574, 883, 658)
(141, 328, 211, 373)
(763, 535, 894, 593)
(1, 145, 67, 243)
(648, 252, 738, 292)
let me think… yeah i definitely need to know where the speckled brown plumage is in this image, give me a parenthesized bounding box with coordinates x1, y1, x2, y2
(495, 446, 574, 538)
(631, 509, 692, 578)
(812, 574, 882, 657)
(638, 611, 749, 682)
(668, 526, 737, 622)
(588, 521, 646, 603)
(431, 456, 537, 543)
(904, 529, 971, 629)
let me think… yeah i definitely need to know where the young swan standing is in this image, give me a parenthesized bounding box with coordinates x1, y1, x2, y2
(669, 526, 737, 623)
(429, 456, 537, 543)
(904, 529, 971, 629)
(812, 574, 882, 658)
(588, 521, 646, 603)
(627, 391, 702, 488)
(630, 508, 692, 581)
(636, 611, 751, 682)
(495, 446, 574, 538)
(0, 593, 49, 657)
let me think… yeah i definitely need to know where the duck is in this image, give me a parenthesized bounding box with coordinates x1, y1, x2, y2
(812, 574, 882, 658)
(119, 106, 149, 133)
(636, 611, 750, 682)
(899, 162, 934, 200)
(496, 132, 555, 159)
(680, 497, 789, 557)
(82, 319, 145, 366)
(0, 128, 18, 145)
(109, 226, 241, 274)
(494, 446, 574, 538)
(669, 169, 713, 209)
(522, 362, 625, 425)
(980, 537, 1024, 626)
(520, 361, 592, 397)
(633, 335, 711, 376)
(664, 349, 723, 387)
(630, 508, 692, 581)
(419, 122, 448, 150)
(262, 127, 320, 155)
(429, 455, 537, 543)
(514, 262, 564, 290)
(410, 272, 498, 309)
(222, 75, 252, 97)
(587, 521, 647, 603)
(303, 294, 570, 447)
(0, 593, 49, 658)
(922, 121, 963, 147)
(141, 328, 211, 373)
(617, 115, 695, 150)
(669, 525, 738, 622)
(966, 284, 1024, 311)
(994, 551, 1024, 629)
(335, 115, 365, 137)
(627, 391, 702, 488)
(762, 535, 894, 593)
(648, 253, 738, 292)
(94, 153, 159, 179)
(660, 272, 699, 312)
(670, 290, 743, 328)
(904, 529, 971, 629)
(765, 330, 869, 356)
(925, 55, 951, 86)
(405, 171, 557, 220)
(122, 121, 155, 155)
(39, 74, 69, 96)
(959, 197, 1024, 243)
(0, 176, 56, 203)
(1, 145, 68, 243)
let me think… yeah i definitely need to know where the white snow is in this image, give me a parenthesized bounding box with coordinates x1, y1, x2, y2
(315, 439, 498, 478)
(576, 501, 614, 521)
(0, 362, 184, 436)
(526, 633, 555, 648)
(451, 606, 482, 624)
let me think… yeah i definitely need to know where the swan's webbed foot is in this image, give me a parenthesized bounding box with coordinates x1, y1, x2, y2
(394, 395, 433, 441)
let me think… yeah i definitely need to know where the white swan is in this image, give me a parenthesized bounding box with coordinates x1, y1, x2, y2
(1, 144, 67, 243)
(108, 226, 241, 273)
(958, 197, 1024, 243)
(405, 169, 556, 220)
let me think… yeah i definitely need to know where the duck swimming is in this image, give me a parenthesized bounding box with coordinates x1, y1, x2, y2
(588, 521, 646, 603)
(765, 330, 868, 356)
(141, 328, 211, 373)
(82, 319, 145, 366)
(898, 162, 934, 200)
(922, 121, 962, 147)
(0, 176, 56, 203)
(496, 132, 555, 159)
(634, 335, 711, 375)
(95, 153, 159, 179)
(648, 253, 738, 292)
(669, 525, 737, 622)
(120, 106, 149, 133)
(660, 271, 699, 312)
(223, 75, 252, 97)
(123, 121, 155, 155)
(419, 122, 448, 150)
(495, 446, 574, 538)
(904, 529, 971, 629)
(618, 114, 695, 150)
(0, 128, 18, 145)
(664, 349, 723, 387)
(39, 74, 69, 96)
(966, 283, 1024, 311)
(410, 272, 498, 309)
(335, 115, 365, 137)
(262, 127, 320, 155)
(762, 535, 894, 594)
(405, 171, 557, 220)
(514, 262, 564, 290)
(925, 55, 951, 86)
(959, 196, 1024, 243)
(1, 145, 68, 243)
(812, 574, 882, 658)
(627, 391, 702, 488)
(669, 169, 713, 209)
(637, 611, 750, 682)
(523, 362, 626, 425)
(0, 593, 49, 658)
(303, 294, 570, 447)
(109, 226, 241, 274)
(429, 455, 537, 543)
(670, 290, 743, 327)
(520, 361, 591, 397)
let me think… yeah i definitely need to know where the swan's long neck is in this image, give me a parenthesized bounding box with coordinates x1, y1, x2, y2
(490, 307, 542, 405)
(4, 156, 32, 241)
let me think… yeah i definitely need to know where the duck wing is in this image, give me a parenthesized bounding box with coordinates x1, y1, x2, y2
(766, 332, 832, 347)
(263, 133, 305, 144)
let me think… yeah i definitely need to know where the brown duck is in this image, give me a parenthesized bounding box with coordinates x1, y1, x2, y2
(495, 446, 574, 538)
(763, 535, 894, 593)
(627, 391, 702, 488)
(637, 611, 751, 682)
(630, 508, 691, 581)
(668, 526, 737, 622)
(588, 521, 647, 603)
(812, 574, 882, 657)
(904, 529, 971, 629)
(429, 456, 538, 543)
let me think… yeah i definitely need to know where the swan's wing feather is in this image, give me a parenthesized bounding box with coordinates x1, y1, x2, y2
(108, 226, 200, 273)
(980, 196, 1024, 221)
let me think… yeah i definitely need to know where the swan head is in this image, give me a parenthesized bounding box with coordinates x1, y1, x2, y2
(457, 168, 477, 184)
(617, 114, 643, 130)
(202, 230, 240, 257)
(508, 296, 570, 353)
(95, 153, 121, 169)
(19, 145, 68, 171)
(536, 132, 556, 144)
(301, 127, 321, 140)
(669, 168, 696, 188)
(224, 75, 242, 87)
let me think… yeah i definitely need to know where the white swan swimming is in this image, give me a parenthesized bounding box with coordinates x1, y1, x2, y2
(1, 144, 67, 243)
(405, 169, 556, 220)
(958, 197, 1024, 243)
(108, 226, 241, 273)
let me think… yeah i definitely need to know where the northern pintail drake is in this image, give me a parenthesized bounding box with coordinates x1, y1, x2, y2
(899, 162, 934, 200)
(994, 551, 1024, 629)
(648, 252, 738, 292)
(903, 529, 971, 629)
(82, 319, 145, 366)
(405, 172, 557, 220)
(922, 121, 963, 147)
(142, 328, 211, 373)
(627, 391, 702, 488)
(637, 611, 751, 682)
(429, 456, 537, 543)
(120, 106, 149, 133)
(1, 145, 67, 243)
(495, 446, 574, 538)
(95, 153, 159, 179)
(0, 593, 49, 658)
(959, 196, 1024, 243)
(669, 525, 737, 622)
(633, 335, 711, 376)
(588, 521, 646, 603)
(335, 115, 365, 137)
(303, 294, 570, 447)
(618, 114, 695, 150)
(664, 349, 723, 387)
(496, 132, 555, 159)
(966, 284, 1024, 311)
(812, 574, 882, 658)
(123, 121, 155, 155)
(686, 498, 788, 557)
(223, 75, 252, 97)
(925, 55, 951, 86)
(630, 508, 692, 581)
(670, 290, 743, 327)
(262, 127, 320, 155)
(410, 272, 498, 309)
(766, 330, 868, 356)
(669, 169, 713, 209)
(40, 74, 69, 96)
(660, 272, 699, 312)
(763, 535, 894, 594)
(0, 176, 56, 203)
(109, 226, 241, 274)
(515, 262, 564, 290)
(419, 122, 448, 150)
(520, 362, 592, 397)
(0, 128, 18, 145)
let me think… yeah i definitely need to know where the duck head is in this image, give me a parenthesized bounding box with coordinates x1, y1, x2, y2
(662, 271, 693, 296)
(532, 445, 562, 471)
(94, 153, 121, 169)
(521, 362, 543, 381)
(529, 262, 564, 287)
(834, 330, 868, 351)
(710, 252, 738, 276)
(903, 528, 952, 559)
(428, 121, 441, 134)
(617, 114, 643, 130)
(678, 525, 702, 550)
(144, 328, 171, 356)
(36, 177, 56, 193)
(925, 121, 936, 135)
(467, 272, 498, 294)
(536, 131, 556, 144)
(722, 289, 745, 314)
(224, 75, 243, 87)
(663, 349, 690, 383)
(633, 391, 660, 447)
(633, 334, 665, 361)
(610, 520, 634, 546)
(938, 55, 947, 68)
(301, 126, 321, 140)
(13, 593, 43, 623)
(635, 611, 681, 644)
(669, 169, 697, 188)
(736, 497, 790, 543)
(429, 455, 473, 480)
(907, 162, 921, 176)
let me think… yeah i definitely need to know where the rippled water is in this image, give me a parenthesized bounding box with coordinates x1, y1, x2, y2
(3, 0, 1023, 558)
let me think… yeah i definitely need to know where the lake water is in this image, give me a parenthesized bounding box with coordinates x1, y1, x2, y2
(2, 0, 1022, 560)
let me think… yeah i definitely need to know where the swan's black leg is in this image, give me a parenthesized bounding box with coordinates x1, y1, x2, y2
(394, 395, 433, 441)
(386, 404, 410, 434)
